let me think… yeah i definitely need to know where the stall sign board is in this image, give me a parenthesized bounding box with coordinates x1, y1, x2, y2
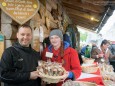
(0, 0, 40, 24)
(0, 34, 4, 59)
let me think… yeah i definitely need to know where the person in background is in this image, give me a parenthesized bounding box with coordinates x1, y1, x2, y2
(41, 29, 81, 86)
(97, 34, 103, 47)
(84, 45, 92, 58)
(0, 25, 41, 86)
(109, 42, 115, 56)
(109, 41, 115, 72)
(80, 45, 88, 56)
(63, 33, 72, 47)
(78, 53, 83, 65)
(42, 36, 50, 49)
(80, 44, 92, 58)
(90, 40, 98, 55)
(91, 39, 114, 64)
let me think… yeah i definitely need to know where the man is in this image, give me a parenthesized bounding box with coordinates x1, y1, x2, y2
(0, 25, 41, 86)
(91, 39, 113, 64)
(109, 43, 115, 55)
(109, 42, 115, 71)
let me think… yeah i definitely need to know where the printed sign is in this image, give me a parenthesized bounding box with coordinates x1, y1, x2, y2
(0, 0, 40, 24)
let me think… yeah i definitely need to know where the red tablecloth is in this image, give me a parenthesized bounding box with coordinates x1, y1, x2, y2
(77, 68, 104, 85)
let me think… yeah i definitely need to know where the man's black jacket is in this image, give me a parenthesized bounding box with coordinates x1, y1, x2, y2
(0, 42, 41, 86)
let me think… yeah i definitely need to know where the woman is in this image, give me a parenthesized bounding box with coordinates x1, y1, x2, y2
(41, 29, 81, 86)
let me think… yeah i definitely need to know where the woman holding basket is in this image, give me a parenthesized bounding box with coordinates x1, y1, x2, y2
(41, 29, 81, 86)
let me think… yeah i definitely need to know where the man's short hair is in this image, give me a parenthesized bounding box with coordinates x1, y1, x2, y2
(101, 39, 110, 46)
(18, 24, 32, 32)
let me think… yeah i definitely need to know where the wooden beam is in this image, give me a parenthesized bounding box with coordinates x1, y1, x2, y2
(73, 20, 94, 30)
(70, 16, 99, 30)
(69, 14, 99, 26)
(71, 18, 96, 28)
(65, 7, 100, 22)
(81, 0, 109, 6)
(68, 12, 99, 24)
(62, 0, 105, 13)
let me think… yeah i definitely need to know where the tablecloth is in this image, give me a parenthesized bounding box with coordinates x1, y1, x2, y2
(77, 69, 104, 85)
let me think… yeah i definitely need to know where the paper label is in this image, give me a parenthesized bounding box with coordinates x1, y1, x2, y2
(46, 52, 53, 58)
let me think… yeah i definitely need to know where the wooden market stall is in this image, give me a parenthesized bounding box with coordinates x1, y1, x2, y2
(0, 0, 80, 52)
(2, 0, 114, 86)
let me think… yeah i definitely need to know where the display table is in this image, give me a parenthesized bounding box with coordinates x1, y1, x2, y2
(76, 69, 104, 85)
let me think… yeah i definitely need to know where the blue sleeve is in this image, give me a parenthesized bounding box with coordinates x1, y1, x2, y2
(68, 72, 74, 79)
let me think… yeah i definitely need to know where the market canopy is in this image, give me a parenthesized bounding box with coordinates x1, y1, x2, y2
(61, 0, 115, 32)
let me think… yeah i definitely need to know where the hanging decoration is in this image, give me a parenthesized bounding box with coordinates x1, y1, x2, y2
(0, 0, 40, 24)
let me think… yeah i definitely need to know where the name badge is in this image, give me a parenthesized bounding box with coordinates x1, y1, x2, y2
(46, 52, 53, 58)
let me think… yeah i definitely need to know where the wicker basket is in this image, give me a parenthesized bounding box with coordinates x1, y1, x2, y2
(37, 61, 68, 83)
(39, 71, 68, 84)
(62, 80, 97, 86)
(83, 58, 95, 64)
(103, 80, 115, 86)
(73, 81, 97, 86)
(81, 65, 98, 73)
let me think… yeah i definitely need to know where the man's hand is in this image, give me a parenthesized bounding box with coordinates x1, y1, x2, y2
(98, 54, 104, 58)
(30, 71, 39, 80)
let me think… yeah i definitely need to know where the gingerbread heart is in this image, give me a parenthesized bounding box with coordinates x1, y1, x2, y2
(0, 0, 40, 24)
